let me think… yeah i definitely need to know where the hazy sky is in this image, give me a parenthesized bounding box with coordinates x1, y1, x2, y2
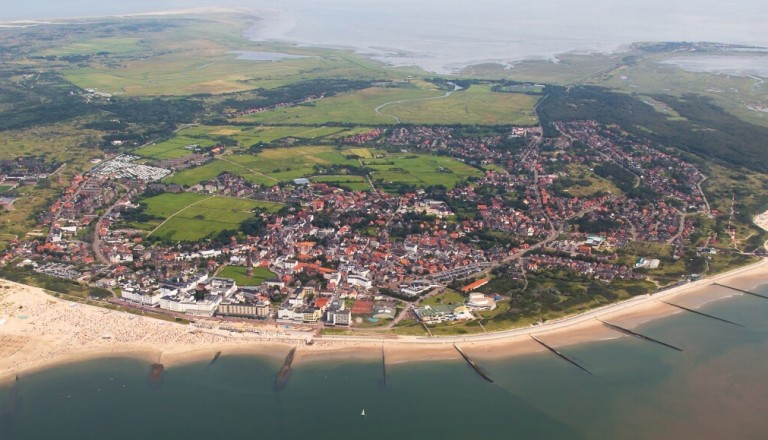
(3, 0, 768, 72)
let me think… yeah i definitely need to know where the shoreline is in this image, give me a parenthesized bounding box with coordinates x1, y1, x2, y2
(2, 257, 767, 385)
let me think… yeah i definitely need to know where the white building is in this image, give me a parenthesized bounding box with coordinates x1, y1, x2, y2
(466, 292, 497, 311)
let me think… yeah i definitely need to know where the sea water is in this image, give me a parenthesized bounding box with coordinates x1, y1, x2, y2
(2, 283, 768, 439)
(3, 0, 768, 73)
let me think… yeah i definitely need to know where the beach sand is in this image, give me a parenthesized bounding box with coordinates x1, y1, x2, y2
(1, 258, 767, 383)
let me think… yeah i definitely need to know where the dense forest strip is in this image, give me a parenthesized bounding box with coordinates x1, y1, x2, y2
(536, 85, 768, 173)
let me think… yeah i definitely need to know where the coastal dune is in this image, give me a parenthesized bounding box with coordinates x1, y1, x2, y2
(1, 258, 767, 382)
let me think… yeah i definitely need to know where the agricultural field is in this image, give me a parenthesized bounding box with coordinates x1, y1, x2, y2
(311, 175, 371, 191)
(382, 85, 539, 126)
(216, 266, 277, 287)
(134, 193, 281, 241)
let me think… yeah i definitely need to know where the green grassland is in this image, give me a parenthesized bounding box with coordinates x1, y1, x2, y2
(166, 146, 481, 189)
(134, 193, 281, 241)
(166, 145, 358, 186)
(136, 125, 356, 160)
(383, 85, 538, 125)
(134, 135, 218, 160)
(56, 15, 415, 96)
(151, 197, 282, 242)
(241, 83, 538, 126)
(217, 266, 277, 286)
(422, 289, 465, 306)
(365, 153, 482, 189)
(0, 185, 13, 193)
(142, 192, 210, 219)
(311, 175, 371, 191)
(240, 85, 445, 125)
(39, 37, 146, 56)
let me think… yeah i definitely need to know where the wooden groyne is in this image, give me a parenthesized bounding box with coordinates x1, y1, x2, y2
(597, 319, 682, 352)
(149, 363, 165, 384)
(381, 346, 387, 386)
(658, 300, 743, 327)
(275, 347, 297, 390)
(453, 344, 494, 383)
(529, 335, 593, 375)
(712, 283, 768, 300)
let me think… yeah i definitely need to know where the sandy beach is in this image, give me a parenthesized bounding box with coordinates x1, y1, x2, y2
(1, 257, 767, 383)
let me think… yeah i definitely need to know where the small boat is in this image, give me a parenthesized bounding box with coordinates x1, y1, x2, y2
(361, 409, 366, 417)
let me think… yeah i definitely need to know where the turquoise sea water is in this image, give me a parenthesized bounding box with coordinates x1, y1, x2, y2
(2, 284, 768, 439)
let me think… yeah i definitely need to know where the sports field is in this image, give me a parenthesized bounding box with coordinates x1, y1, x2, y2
(135, 193, 282, 242)
(217, 266, 277, 287)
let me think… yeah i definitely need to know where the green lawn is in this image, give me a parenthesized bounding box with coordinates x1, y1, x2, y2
(217, 265, 277, 286)
(135, 193, 282, 241)
(422, 289, 466, 306)
(0, 185, 13, 194)
(142, 192, 210, 218)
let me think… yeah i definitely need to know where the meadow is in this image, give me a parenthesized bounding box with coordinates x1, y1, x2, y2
(242, 83, 538, 126)
(240, 85, 447, 125)
(55, 15, 410, 96)
(134, 193, 282, 242)
(381, 85, 539, 125)
(164, 145, 480, 190)
(135, 125, 358, 160)
(39, 37, 146, 56)
(364, 153, 482, 188)
(311, 175, 371, 191)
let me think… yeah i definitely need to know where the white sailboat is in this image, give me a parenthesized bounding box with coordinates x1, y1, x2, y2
(361, 409, 366, 417)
